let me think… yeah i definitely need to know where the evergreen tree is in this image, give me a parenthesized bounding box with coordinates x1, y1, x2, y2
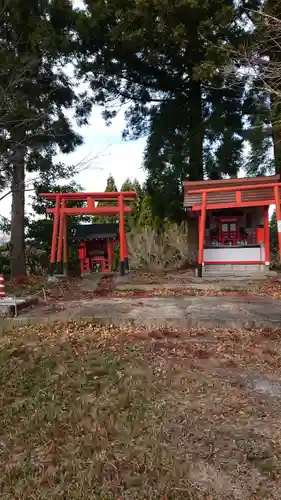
(78, 0, 264, 222)
(0, 177, 85, 274)
(263, 0, 281, 174)
(270, 210, 278, 258)
(0, 0, 90, 276)
(120, 178, 145, 229)
(120, 178, 136, 192)
(135, 194, 159, 230)
(104, 174, 118, 193)
(93, 174, 118, 224)
(243, 84, 274, 176)
(233, 1, 281, 175)
(27, 179, 85, 255)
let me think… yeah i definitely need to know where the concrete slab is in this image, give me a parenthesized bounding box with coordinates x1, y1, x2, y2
(77, 274, 102, 292)
(15, 295, 281, 328)
(114, 282, 255, 292)
(113, 272, 270, 291)
(0, 296, 38, 317)
(114, 270, 194, 285)
(202, 270, 277, 278)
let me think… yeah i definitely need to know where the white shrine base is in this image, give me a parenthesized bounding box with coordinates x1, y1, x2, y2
(203, 245, 265, 264)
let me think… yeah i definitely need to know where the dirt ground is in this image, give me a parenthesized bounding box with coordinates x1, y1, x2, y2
(4, 271, 281, 328)
(6, 270, 281, 301)
(2, 272, 281, 498)
(1, 322, 281, 499)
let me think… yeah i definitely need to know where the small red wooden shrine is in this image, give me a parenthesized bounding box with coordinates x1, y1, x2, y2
(70, 223, 119, 275)
(40, 191, 136, 275)
(183, 175, 281, 276)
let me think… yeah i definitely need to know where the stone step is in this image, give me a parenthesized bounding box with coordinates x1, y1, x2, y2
(203, 263, 271, 274)
(201, 263, 276, 278)
(204, 272, 268, 278)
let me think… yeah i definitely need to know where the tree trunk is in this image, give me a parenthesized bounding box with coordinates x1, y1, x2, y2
(10, 131, 26, 277)
(188, 78, 204, 180)
(187, 21, 204, 181)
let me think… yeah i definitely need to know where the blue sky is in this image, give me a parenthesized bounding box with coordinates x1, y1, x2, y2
(0, 106, 147, 218)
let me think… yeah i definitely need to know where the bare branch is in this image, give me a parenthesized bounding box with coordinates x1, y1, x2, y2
(219, 9, 281, 104)
(0, 187, 34, 203)
(0, 143, 111, 203)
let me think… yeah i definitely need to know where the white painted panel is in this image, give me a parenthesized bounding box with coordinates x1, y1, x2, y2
(204, 246, 262, 262)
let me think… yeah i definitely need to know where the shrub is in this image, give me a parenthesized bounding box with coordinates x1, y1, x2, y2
(127, 223, 190, 272)
(270, 211, 281, 269)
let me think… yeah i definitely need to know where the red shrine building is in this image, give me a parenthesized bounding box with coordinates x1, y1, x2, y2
(69, 223, 120, 274)
(184, 175, 281, 276)
(40, 190, 136, 276)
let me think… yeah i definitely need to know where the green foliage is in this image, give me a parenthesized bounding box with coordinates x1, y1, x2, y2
(2, 0, 280, 275)
(263, 0, 281, 174)
(27, 179, 86, 251)
(92, 174, 118, 224)
(102, 174, 118, 193)
(0, 0, 84, 168)
(5, 179, 87, 275)
(270, 210, 278, 260)
(92, 175, 149, 231)
(0, 0, 91, 276)
(31, 177, 84, 217)
(0, 243, 11, 277)
(120, 178, 145, 230)
(227, 1, 281, 176)
(77, 0, 269, 222)
(135, 195, 157, 230)
(243, 85, 274, 176)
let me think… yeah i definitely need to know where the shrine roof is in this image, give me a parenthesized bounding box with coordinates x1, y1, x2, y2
(183, 175, 281, 210)
(69, 223, 119, 241)
(184, 174, 279, 192)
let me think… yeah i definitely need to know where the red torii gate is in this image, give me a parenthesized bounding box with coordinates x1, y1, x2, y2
(40, 190, 136, 275)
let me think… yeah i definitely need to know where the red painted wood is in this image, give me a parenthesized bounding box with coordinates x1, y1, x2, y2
(40, 191, 136, 200)
(198, 191, 206, 265)
(191, 200, 274, 211)
(274, 185, 281, 261)
(63, 214, 68, 264)
(264, 206, 270, 264)
(236, 191, 242, 204)
(188, 181, 281, 195)
(41, 190, 136, 268)
(50, 196, 60, 264)
(256, 227, 265, 243)
(119, 194, 125, 264)
(46, 206, 132, 215)
(57, 199, 65, 263)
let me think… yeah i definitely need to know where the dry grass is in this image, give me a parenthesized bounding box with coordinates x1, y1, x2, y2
(1, 323, 281, 499)
(127, 224, 190, 272)
(5, 275, 80, 300)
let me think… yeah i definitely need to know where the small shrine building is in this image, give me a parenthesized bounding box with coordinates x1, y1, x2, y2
(183, 175, 281, 276)
(40, 190, 136, 275)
